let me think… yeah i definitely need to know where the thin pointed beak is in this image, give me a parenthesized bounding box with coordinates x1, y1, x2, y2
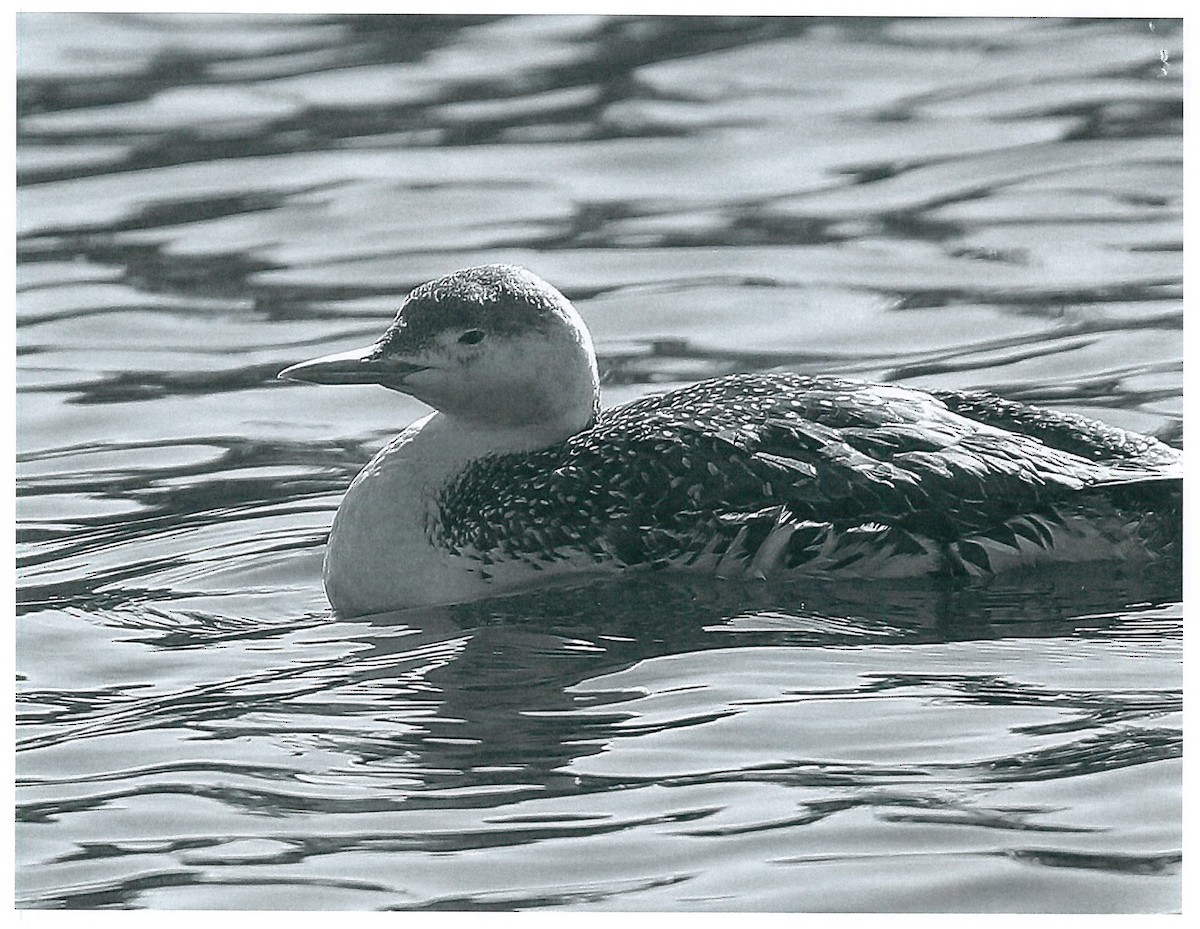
(278, 344, 428, 387)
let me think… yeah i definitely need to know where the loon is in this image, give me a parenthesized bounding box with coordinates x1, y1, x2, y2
(280, 264, 1182, 617)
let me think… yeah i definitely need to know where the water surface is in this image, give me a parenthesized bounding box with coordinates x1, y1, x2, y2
(16, 14, 1182, 911)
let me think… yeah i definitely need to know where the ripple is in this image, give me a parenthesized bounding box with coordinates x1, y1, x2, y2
(15, 13, 1182, 912)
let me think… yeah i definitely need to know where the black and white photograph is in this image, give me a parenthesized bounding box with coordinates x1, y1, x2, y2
(14, 7, 1184, 912)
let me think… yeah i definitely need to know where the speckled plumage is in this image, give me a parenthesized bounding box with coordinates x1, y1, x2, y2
(433, 373, 1181, 579)
(281, 265, 1182, 615)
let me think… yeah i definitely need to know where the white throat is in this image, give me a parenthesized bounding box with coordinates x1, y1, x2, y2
(321, 404, 590, 616)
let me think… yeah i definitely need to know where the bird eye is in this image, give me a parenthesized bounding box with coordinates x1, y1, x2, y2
(458, 329, 486, 345)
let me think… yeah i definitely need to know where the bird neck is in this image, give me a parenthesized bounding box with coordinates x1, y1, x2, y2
(416, 404, 590, 470)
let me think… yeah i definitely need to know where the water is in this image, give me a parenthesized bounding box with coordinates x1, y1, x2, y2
(15, 14, 1182, 911)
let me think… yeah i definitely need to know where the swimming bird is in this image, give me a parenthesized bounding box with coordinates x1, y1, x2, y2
(280, 264, 1182, 617)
